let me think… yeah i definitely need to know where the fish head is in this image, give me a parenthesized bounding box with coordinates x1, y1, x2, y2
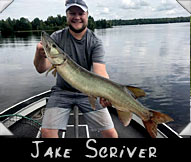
(41, 31, 67, 65)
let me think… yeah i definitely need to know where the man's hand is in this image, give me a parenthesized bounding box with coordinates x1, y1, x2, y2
(100, 97, 112, 108)
(36, 41, 46, 58)
(34, 41, 51, 73)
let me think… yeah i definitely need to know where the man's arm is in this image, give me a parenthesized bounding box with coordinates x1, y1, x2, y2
(93, 62, 112, 107)
(33, 42, 52, 73)
(93, 62, 109, 79)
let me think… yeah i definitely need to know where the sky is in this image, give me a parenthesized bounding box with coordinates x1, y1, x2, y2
(0, 0, 190, 21)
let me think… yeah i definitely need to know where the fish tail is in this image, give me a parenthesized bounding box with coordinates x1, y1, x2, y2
(143, 110, 173, 138)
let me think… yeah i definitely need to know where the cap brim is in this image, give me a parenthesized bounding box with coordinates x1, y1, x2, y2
(66, 4, 88, 12)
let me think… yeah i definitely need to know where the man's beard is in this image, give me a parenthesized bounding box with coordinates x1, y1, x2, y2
(69, 23, 87, 33)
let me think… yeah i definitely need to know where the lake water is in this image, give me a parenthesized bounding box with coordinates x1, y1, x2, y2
(0, 23, 190, 133)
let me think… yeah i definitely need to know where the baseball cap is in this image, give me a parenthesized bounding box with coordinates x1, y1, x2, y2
(65, 0, 88, 12)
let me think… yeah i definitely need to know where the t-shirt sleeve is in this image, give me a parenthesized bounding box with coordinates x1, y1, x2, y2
(50, 31, 59, 44)
(91, 38, 105, 64)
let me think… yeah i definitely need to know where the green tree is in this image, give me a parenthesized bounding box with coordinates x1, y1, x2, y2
(31, 18, 41, 30)
(17, 17, 32, 31)
(0, 20, 12, 33)
(88, 16, 95, 31)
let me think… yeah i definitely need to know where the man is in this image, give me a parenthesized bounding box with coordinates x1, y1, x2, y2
(34, 0, 118, 138)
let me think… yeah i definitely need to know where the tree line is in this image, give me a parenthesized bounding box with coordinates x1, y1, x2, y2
(0, 15, 190, 35)
(110, 17, 190, 26)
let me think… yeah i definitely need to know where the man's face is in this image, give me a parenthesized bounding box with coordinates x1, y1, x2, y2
(66, 6, 88, 33)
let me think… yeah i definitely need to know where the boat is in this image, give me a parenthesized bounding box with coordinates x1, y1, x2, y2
(0, 90, 182, 138)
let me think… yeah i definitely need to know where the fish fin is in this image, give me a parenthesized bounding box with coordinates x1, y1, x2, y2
(46, 65, 57, 77)
(125, 86, 146, 99)
(117, 110, 132, 126)
(88, 96, 97, 110)
(52, 68, 57, 77)
(143, 110, 174, 138)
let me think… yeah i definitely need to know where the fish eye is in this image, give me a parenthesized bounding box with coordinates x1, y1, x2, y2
(52, 44, 56, 48)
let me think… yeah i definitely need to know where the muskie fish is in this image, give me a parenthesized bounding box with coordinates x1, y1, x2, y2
(41, 31, 173, 138)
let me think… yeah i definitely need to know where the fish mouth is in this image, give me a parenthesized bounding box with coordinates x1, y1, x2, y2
(49, 56, 60, 59)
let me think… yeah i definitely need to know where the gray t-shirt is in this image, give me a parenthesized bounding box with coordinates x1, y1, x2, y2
(50, 27, 105, 92)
